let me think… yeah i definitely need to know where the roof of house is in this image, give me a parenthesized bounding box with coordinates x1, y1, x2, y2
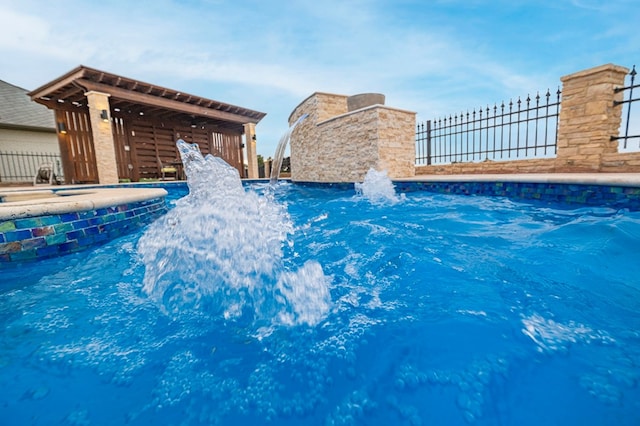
(0, 79, 55, 131)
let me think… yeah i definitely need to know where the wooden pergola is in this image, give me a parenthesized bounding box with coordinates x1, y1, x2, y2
(28, 65, 266, 184)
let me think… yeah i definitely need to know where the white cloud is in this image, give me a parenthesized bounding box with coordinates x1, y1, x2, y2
(0, 8, 72, 59)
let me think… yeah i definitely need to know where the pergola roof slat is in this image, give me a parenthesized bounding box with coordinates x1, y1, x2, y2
(78, 79, 260, 124)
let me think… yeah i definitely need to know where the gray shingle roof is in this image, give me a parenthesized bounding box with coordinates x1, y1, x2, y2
(0, 79, 55, 130)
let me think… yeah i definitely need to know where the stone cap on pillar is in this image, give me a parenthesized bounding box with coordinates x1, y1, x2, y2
(560, 63, 629, 82)
(347, 93, 385, 112)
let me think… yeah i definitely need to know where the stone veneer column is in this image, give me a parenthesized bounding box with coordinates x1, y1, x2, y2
(243, 122, 258, 179)
(377, 108, 416, 178)
(85, 91, 119, 184)
(556, 64, 629, 171)
(289, 93, 349, 182)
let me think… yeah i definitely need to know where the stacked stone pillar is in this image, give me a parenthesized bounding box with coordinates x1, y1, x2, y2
(243, 122, 259, 179)
(556, 63, 629, 172)
(85, 91, 119, 184)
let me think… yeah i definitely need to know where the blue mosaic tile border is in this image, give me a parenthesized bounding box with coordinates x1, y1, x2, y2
(393, 181, 640, 210)
(291, 179, 640, 210)
(287, 180, 362, 191)
(0, 197, 168, 264)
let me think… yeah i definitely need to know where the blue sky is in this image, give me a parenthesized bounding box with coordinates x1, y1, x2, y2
(0, 0, 638, 157)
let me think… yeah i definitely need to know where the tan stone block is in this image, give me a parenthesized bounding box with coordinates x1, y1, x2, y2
(585, 83, 615, 98)
(584, 100, 613, 116)
(600, 159, 626, 168)
(564, 115, 607, 126)
(578, 146, 608, 155)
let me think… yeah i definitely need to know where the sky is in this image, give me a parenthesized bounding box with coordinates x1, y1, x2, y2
(0, 0, 638, 158)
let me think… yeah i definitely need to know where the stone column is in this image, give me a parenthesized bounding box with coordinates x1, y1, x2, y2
(85, 91, 119, 184)
(377, 108, 416, 179)
(556, 63, 629, 171)
(243, 122, 259, 179)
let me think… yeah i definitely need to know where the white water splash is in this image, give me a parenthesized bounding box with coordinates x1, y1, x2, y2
(521, 313, 615, 353)
(138, 140, 331, 327)
(355, 168, 402, 204)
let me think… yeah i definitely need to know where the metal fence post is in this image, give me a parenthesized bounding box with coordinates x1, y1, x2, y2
(426, 120, 432, 165)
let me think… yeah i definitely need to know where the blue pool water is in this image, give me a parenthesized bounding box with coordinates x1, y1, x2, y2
(1, 178, 640, 425)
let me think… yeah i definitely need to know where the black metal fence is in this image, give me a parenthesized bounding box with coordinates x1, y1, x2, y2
(0, 151, 64, 183)
(416, 89, 562, 165)
(612, 65, 639, 150)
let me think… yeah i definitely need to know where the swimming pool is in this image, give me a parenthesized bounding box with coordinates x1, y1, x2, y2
(1, 169, 639, 425)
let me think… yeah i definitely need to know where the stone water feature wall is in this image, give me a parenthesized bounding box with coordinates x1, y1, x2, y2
(289, 92, 416, 182)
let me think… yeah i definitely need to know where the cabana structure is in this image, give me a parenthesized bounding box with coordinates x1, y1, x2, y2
(29, 66, 266, 184)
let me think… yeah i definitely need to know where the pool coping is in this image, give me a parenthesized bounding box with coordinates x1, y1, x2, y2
(0, 187, 169, 220)
(394, 173, 640, 187)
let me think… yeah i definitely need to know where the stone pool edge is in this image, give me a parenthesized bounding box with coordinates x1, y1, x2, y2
(394, 172, 640, 187)
(0, 187, 168, 220)
(0, 187, 168, 264)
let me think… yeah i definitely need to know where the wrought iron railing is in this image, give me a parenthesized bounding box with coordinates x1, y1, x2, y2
(612, 65, 639, 150)
(0, 151, 64, 183)
(416, 89, 561, 165)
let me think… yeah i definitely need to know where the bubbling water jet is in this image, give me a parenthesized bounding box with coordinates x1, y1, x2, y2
(138, 139, 331, 327)
(355, 168, 402, 204)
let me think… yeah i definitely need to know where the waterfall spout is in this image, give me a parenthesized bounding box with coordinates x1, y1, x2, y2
(270, 114, 308, 184)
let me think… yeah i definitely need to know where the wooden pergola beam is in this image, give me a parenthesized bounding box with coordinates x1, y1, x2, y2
(76, 79, 261, 124)
(29, 67, 87, 100)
